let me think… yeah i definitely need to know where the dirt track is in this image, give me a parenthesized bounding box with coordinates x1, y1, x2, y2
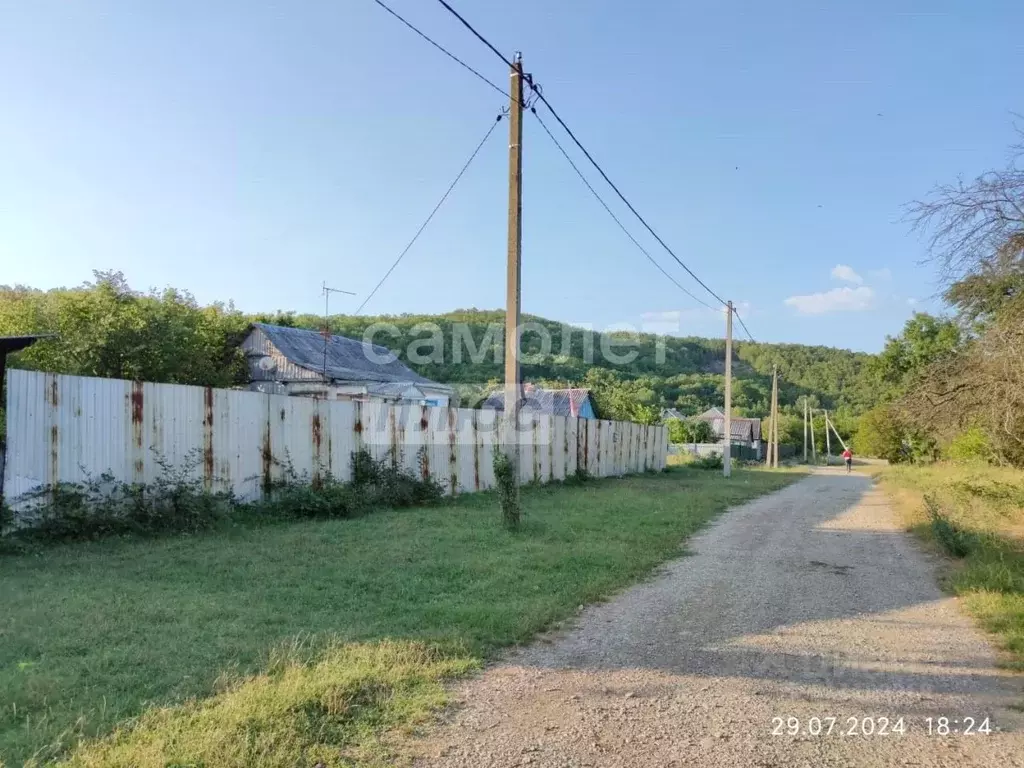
(412, 470, 1024, 767)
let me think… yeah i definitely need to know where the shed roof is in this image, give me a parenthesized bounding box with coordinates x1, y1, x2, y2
(251, 323, 451, 390)
(482, 387, 594, 417)
(0, 334, 56, 355)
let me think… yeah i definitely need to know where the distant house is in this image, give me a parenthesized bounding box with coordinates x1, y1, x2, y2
(694, 406, 762, 447)
(482, 385, 597, 419)
(241, 323, 454, 406)
(661, 407, 687, 421)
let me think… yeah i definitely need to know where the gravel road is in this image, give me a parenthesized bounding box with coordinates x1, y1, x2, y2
(411, 470, 1024, 767)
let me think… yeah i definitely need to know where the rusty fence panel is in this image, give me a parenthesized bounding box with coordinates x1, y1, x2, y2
(3, 370, 668, 513)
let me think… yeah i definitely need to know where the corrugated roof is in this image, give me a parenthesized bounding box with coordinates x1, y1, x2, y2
(482, 387, 594, 417)
(252, 323, 451, 390)
(695, 408, 762, 442)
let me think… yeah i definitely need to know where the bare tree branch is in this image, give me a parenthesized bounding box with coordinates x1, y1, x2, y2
(905, 126, 1024, 284)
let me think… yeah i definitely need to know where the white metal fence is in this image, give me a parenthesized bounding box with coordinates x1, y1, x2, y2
(669, 443, 725, 458)
(669, 442, 763, 461)
(2, 370, 667, 510)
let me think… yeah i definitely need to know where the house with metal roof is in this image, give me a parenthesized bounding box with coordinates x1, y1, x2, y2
(481, 385, 597, 419)
(241, 323, 454, 406)
(694, 406, 762, 447)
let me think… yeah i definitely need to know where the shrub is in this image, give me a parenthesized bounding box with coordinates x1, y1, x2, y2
(349, 448, 444, 508)
(11, 453, 233, 543)
(946, 427, 994, 464)
(667, 418, 716, 445)
(4, 448, 448, 549)
(257, 449, 443, 521)
(0, 499, 13, 535)
(261, 471, 367, 520)
(925, 494, 977, 558)
(854, 405, 907, 462)
(492, 450, 520, 529)
(690, 453, 724, 471)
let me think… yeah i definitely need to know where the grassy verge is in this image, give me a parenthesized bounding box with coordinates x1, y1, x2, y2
(874, 463, 1024, 671)
(0, 467, 798, 767)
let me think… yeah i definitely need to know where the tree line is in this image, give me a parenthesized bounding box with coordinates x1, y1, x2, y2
(854, 127, 1024, 467)
(0, 277, 878, 433)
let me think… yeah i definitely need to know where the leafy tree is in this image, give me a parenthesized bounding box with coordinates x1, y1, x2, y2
(946, 427, 994, 464)
(0, 272, 247, 387)
(0, 275, 884, 437)
(943, 239, 1024, 329)
(691, 420, 716, 443)
(854, 405, 908, 462)
(898, 124, 1024, 466)
(870, 313, 961, 397)
(666, 419, 716, 444)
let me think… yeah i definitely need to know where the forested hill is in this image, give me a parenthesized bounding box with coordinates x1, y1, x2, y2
(283, 309, 877, 421)
(0, 276, 877, 425)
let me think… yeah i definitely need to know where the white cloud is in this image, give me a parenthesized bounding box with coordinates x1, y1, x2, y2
(869, 267, 893, 282)
(906, 297, 918, 307)
(830, 264, 863, 285)
(640, 310, 682, 324)
(784, 286, 875, 315)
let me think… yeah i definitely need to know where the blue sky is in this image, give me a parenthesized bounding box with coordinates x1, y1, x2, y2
(1, 0, 1021, 352)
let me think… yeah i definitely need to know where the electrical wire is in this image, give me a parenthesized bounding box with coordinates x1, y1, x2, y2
(388, 0, 757, 341)
(431, 0, 734, 312)
(531, 108, 717, 312)
(529, 94, 729, 309)
(370, 0, 508, 100)
(434, 0, 515, 68)
(733, 307, 756, 342)
(356, 113, 504, 315)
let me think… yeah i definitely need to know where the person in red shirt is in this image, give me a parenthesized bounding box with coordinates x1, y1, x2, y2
(842, 448, 853, 473)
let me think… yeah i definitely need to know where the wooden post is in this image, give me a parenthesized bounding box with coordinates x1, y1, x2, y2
(803, 397, 808, 463)
(723, 301, 733, 478)
(826, 412, 849, 452)
(824, 408, 832, 466)
(503, 53, 524, 519)
(770, 370, 774, 466)
(771, 366, 780, 468)
(810, 408, 817, 465)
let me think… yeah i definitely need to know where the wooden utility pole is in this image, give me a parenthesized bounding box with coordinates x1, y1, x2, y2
(723, 301, 733, 478)
(824, 408, 832, 466)
(810, 408, 818, 465)
(771, 366, 780, 468)
(803, 397, 808, 463)
(766, 365, 776, 467)
(826, 412, 850, 452)
(503, 53, 524, 512)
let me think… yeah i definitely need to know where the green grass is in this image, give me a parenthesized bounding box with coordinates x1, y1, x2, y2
(0, 467, 798, 767)
(876, 463, 1024, 672)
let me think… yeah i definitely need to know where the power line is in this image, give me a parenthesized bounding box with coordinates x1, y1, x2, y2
(530, 95, 729, 308)
(733, 307, 756, 342)
(370, 0, 508, 100)
(431, 0, 731, 312)
(434, 0, 515, 69)
(531, 108, 717, 312)
(403, 0, 756, 342)
(356, 112, 504, 315)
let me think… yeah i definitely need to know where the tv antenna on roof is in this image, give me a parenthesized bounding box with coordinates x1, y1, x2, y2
(321, 282, 355, 384)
